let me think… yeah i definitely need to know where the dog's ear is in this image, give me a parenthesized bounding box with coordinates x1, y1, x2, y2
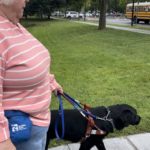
(120, 110, 132, 127)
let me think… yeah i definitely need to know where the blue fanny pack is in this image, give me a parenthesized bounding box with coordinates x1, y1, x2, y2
(4, 110, 33, 143)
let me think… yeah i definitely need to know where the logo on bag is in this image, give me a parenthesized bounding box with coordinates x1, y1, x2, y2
(11, 124, 27, 132)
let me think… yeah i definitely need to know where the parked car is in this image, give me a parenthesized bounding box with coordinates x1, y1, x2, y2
(79, 13, 84, 18)
(111, 12, 120, 16)
(118, 12, 122, 16)
(78, 12, 92, 18)
(52, 11, 64, 16)
(96, 13, 100, 16)
(105, 13, 109, 16)
(64, 11, 78, 19)
(86, 12, 92, 17)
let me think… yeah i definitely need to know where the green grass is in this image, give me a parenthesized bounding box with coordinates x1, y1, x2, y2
(20, 18, 150, 148)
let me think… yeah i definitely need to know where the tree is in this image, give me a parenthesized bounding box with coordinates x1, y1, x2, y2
(42, 0, 52, 19)
(119, 0, 147, 12)
(24, 0, 66, 19)
(71, 0, 87, 20)
(45, 0, 65, 19)
(84, 0, 92, 20)
(24, 0, 40, 18)
(98, 0, 107, 30)
(108, 0, 120, 12)
(92, 0, 107, 30)
(119, 0, 132, 12)
(89, 0, 99, 13)
(38, 1, 44, 18)
(64, 0, 73, 17)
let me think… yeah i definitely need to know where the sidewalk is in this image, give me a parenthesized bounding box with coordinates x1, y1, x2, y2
(52, 17, 150, 35)
(48, 133, 150, 150)
(71, 20, 150, 35)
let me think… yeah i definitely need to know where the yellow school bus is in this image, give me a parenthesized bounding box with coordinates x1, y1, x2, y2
(125, 2, 150, 24)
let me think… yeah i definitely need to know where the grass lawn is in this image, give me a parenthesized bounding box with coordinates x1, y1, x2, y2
(20, 18, 150, 148)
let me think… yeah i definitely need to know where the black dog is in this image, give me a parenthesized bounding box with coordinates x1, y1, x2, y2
(45, 104, 141, 150)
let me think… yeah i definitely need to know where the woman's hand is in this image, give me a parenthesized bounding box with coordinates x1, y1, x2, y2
(0, 138, 16, 150)
(52, 84, 63, 97)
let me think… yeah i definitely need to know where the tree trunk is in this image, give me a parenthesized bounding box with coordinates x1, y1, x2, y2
(48, 12, 50, 19)
(48, 9, 51, 20)
(95, 11, 97, 19)
(25, 14, 27, 19)
(65, 6, 67, 18)
(98, 0, 107, 30)
(59, 10, 60, 17)
(78, 9, 80, 20)
(84, 3, 86, 21)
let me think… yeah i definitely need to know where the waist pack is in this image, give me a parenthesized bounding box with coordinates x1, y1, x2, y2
(4, 110, 33, 143)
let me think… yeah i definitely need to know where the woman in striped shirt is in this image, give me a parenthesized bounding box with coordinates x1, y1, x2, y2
(0, 0, 63, 150)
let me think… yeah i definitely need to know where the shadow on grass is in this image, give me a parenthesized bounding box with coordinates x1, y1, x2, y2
(20, 17, 61, 22)
(20, 18, 61, 28)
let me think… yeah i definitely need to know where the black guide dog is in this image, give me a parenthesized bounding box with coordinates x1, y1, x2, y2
(45, 104, 141, 150)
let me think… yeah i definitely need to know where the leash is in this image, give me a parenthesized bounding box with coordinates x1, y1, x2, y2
(55, 94, 65, 140)
(61, 92, 106, 142)
(55, 92, 114, 141)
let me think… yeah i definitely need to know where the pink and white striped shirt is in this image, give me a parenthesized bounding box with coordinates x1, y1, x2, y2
(0, 16, 58, 142)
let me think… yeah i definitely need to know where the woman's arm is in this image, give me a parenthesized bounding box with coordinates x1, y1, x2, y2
(0, 56, 16, 149)
(49, 74, 63, 97)
(0, 138, 16, 150)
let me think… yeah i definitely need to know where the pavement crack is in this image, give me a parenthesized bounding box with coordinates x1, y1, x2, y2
(124, 137, 138, 150)
(67, 144, 71, 150)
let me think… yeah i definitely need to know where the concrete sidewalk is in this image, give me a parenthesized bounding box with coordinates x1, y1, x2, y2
(48, 133, 150, 150)
(52, 18, 150, 35)
(71, 20, 150, 35)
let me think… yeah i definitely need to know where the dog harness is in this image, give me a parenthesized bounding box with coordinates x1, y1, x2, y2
(55, 92, 115, 142)
(79, 104, 106, 142)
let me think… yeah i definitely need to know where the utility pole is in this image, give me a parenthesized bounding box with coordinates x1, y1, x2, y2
(84, 3, 86, 21)
(131, 0, 135, 26)
(136, 0, 140, 25)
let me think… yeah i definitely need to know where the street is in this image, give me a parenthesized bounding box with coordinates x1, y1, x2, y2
(86, 16, 150, 27)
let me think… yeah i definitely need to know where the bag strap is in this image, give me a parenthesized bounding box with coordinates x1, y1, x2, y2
(5, 110, 28, 117)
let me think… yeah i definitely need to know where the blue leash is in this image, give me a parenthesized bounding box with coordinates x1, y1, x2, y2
(55, 92, 113, 140)
(55, 94, 65, 140)
(63, 93, 97, 119)
(55, 92, 98, 140)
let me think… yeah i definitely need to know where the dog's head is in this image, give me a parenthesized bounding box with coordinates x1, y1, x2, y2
(109, 104, 141, 130)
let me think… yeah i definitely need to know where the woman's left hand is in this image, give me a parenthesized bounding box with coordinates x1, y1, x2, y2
(52, 84, 63, 97)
